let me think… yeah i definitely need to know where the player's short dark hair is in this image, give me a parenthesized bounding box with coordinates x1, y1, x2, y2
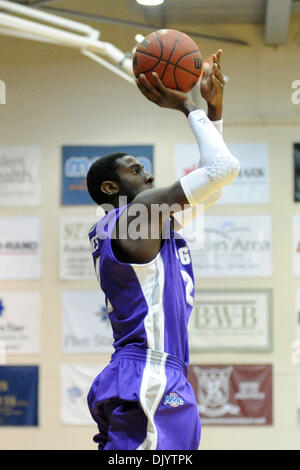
(86, 152, 128, 206)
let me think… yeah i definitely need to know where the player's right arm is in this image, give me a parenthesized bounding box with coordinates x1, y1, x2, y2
(114, 106, 239, 262)
(131, 106, 239, 210)
(134, 48, 231, 215)
(113, 68, 239, 263)
(133, 66, 239, 213)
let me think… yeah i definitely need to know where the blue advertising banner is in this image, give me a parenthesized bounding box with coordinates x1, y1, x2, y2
(0, 365, 38, 426)
(62, 145, 154, 205)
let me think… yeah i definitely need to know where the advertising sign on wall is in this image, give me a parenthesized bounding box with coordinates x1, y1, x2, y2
(294, 144, 300, 202)
(188, 364, 272, 425)
(191, 215, 272, 278)
(189, 290, 272, 352)
(0, 146, 41, 206)
(0, 217, 41, 280)
(0, 292, 40, 354)
(175, 142, 269, 204)
(63, 290, 114, 354)
(0, 365, 38, 426)
(60, 216, 97, 280)
(62, 145, 154, 205)
(61, 364, 107, 425)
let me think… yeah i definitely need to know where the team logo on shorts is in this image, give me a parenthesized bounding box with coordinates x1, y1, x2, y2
(163, 392, 184, 408)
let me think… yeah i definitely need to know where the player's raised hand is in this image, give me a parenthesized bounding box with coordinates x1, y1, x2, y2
(200, 49, 225, 113)
(136, 72, 197, 116)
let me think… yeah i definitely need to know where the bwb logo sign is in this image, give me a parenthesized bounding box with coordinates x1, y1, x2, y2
(0, 81, 6, 104)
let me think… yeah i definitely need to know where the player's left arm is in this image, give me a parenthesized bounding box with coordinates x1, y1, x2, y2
(135, 49, 239, 214)
(200, 49, 225, 208)
(201, 49, 224, 122)
(173, 49, 225, 229)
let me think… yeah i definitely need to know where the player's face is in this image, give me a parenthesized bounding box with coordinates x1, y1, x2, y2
(116, 155, 155, 202)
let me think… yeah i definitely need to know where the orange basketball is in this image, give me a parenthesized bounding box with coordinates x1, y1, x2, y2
(133, 29, 202, 93)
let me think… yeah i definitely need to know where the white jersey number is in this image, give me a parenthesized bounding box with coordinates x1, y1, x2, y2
(90, 235, 100, 254)
(181, 270, 194, 307)
(178, 247, 191, 265)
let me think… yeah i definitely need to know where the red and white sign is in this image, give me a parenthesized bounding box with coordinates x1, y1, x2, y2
(188, 364, 272, 425)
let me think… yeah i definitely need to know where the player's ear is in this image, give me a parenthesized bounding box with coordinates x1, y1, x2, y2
(100, 181, 119, 195)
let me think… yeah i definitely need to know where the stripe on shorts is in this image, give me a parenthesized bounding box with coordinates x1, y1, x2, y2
(137, 349, 168, 450)
(132, 255, 167, 449)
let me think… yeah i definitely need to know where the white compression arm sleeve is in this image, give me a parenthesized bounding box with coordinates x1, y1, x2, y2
(203, 189, 223, 208)
(202, 119, 223, 208)
(173, 118, 224, 230)
(179, 109, 240, 206)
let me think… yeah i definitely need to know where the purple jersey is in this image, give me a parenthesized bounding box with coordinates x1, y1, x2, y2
(88, 204, 195, 365)
(88, 204, 201, 450)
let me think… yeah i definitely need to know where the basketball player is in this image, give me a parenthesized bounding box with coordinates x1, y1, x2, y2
(86, 50, 240, 450)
